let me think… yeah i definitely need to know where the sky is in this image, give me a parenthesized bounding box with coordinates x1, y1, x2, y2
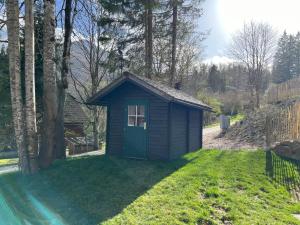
(200, 0, 300, 64)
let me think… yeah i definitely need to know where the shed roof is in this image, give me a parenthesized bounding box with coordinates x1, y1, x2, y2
(64, 94, 88, 124)
(87, 72, 212, 111)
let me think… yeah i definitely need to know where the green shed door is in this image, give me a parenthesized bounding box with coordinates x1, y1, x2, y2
(123, 100, 148, 159)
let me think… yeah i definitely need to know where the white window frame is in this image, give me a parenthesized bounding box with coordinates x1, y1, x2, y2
(128, 105, 145, 127)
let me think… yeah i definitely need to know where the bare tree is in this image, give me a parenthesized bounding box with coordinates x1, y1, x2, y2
(144, 0, 153, 79)
(169, 0, 177, 86)
(24, 0, 38, 172)
(70, 0, 117, 150)
(55, 0, 77, 159)
(6, 0, 30, 173)
(229, 22, 276, 108)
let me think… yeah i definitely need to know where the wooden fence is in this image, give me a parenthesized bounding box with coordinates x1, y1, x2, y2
(266, 78, 300, 104)
(266, 102, 300, 146)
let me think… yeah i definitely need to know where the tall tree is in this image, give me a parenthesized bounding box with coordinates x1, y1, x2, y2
(144, 0, 153, 79)
(295, 32, 300, 77)
(229, 22, 276, 108)
(40, 0, 57, 168)
(71, 0, 120, 150)
(169, 0, 178, 86)
(208, 64, 225, 93)
(6, 0, 30, 173)
(0, 47, 14, 149)
(273, 31, 300, 83)
(55, 0, 76, 159)
(24, 0, 38, 172)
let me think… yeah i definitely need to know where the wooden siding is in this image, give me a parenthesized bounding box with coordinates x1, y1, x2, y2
(199, 110, 203, 148)
(169, 104, 203, 159)
(170, 104, 188, 159)
(101, 82, 169, 159)
(188, 109, 201, 152)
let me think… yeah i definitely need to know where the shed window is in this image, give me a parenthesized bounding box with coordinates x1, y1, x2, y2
(128, 105, 145, 127)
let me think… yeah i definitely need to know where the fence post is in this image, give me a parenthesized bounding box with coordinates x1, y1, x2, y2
(265, 115, 270, 149)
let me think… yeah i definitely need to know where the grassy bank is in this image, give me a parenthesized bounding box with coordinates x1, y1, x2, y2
(0, 158, 18, 167)
(0, 150, 299, 224)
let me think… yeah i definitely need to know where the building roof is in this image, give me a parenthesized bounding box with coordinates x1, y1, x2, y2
(64, 94, 88, 124)
(87, 72, 212, 111)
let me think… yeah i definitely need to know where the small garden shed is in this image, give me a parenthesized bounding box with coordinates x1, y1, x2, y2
(87, 72, 212, 160)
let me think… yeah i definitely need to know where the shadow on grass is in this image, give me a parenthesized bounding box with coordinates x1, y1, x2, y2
(0, 154, 192, 225)
(266, 151, 300, 191)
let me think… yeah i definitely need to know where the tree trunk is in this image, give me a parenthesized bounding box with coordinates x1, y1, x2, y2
(55, 87, 66, 159)
(255, 87, 260, 109)
(92, 107, 100, 150)
(39, 0, 57, 168)
(169, 1, 177, 87)
(55, 0, 73, 159)
(6, 0, 30, 173)
(25, 0, 39, 172)
(91, 73, 100, 150)
(144, 9, 148, 76)
(145, 0, 153, 79)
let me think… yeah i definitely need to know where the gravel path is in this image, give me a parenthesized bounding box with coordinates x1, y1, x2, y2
(203, 125, 258, 150)
(0, 150, 105, 175)
(68, 150, 104, 158)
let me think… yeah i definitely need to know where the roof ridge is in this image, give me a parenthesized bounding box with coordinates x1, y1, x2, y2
(124, 72, 211, 110)
(88, 71, 212, 111)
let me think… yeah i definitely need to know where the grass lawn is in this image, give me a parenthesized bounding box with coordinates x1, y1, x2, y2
(0, 150, 299, 225)
(0, 158, 18, 167)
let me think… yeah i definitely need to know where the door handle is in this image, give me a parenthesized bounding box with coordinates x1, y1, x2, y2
(144, 122, 147, 130)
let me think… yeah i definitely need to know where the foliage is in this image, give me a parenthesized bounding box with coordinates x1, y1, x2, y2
(0, 46, 11, 125)
(219, 91, 244, 115)
(197, 91, 221, 115)
(0, 150, 299, 224)
(0, 46, 14, 149)
(127, 0, 206, 82)
(205, 113, 244, 128)
(197, 91, 222, 125)
(230, 113, 245, 124)
(273, 31, 300, 84)
(208, 64, 225, 93)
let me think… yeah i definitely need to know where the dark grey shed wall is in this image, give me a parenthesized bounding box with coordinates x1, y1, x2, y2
(102, 82, 169, 159)
(169, 103, 203, 159)
(188, 109, 203, 152)
(169, 104, 188, 159)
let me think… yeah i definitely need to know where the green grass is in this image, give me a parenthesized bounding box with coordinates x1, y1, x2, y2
(0, 150, 299, 224)
(231, 113, 245, 124)
(0, 158, 18, 167)
(205, 113, 245, 128)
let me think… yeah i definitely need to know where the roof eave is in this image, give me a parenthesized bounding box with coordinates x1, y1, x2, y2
(86, 76, 127, 105)
(86, 74, 172, 105)
(172, 98, 213, 111)
(86, 72, 213, 112)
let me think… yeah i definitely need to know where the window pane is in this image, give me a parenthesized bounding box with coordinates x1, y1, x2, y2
(128, 105, 136, 116)
(137, 116, 145, 127)
(137, 105, 145, 116)
(128, 116, 136, 126)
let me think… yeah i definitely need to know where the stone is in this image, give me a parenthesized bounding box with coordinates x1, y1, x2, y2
(273, 140, 300, 160)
